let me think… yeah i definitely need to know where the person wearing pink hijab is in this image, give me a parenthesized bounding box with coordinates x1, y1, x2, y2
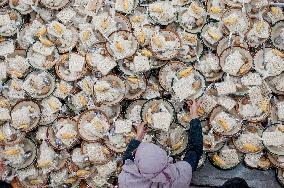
(118, 100, 203, 188)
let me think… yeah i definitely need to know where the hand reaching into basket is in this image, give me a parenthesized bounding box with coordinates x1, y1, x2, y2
(123, 122, 148, 162)
(0, 160, 6, 178)
(186, 99, 201, 120)
(184, 100, 203, 171)
(134, 122, 148, 142)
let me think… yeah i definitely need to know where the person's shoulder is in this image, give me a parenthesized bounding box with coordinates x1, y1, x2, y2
(175, 161, 192, 173)
(171, 161, 193, 186)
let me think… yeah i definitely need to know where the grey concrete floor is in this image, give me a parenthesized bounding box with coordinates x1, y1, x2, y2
(191, 160, 283, 188)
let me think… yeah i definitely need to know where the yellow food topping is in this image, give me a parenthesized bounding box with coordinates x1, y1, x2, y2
(183, 34, 197, 44)
(0, 132, 5, 141)
(146, 113, 152, 124)
(93, 121, 103, 131)
(152, 35, 162, 48)
(224, 17, 237, 25)
(272, 49, 284, 58)
(39, 37, 53, 47)
(210, 6, 221, 14)
(79, 96, 88, 106)
(151, 103, 159, 112)
(95, 86, 109, 92)
(76, 170, 91, 177)
(256, 21, 265, 33)
(172, 138, 184, 150)
(141, 49, 153, 57)
(9, 70, 23, 78)
(239, 63, 250, 75)
(137, 32, 145, 44)
(123, 0, 129, 10)
(181, 114, 190, 122)
(83, 80, 92, 93)
(208, 29, 221, 41)
(127, 76, 140, 84)
(151, 84, 159, 91)
(278, 125, 284, 132)
(212, 154, 225, 166)
(271, 7, 281, 16)
(82, 30, 90, 42)
(59, 83, 68, 94)
(0, 36, 5, 42)
(131, 16, 143, 23)
(49, 100, 60, 111)
(64, 177, 77, 184)
(101, 19, 109, 30)
(52, 23, 63, 34)
(37, 160, 52, 168)
(216, 119, 228, 131)
(11, 81, 20, 90)
(243, 143, 259, 152)
(258, 158, 271, 168)
(114, 41, 125, 52)
(151, 5, 163, 13)
(3, 149, 20, 155)
(197, 107, 205, 115)
(102, 147, 110, 155)
(61, 54, 69, 62)
(204, 139, 212, 148)
(19, 124, 29, 129)
(86, 53, 92, 63)
(191, 2, 202, 15)
(30, 179, 42, 185)
(0, 100, 8, 108)
(62, 133, 76, 139)
(178, 67, 193, 77)
(35, 27, 47, 37)
(260, 100, 269, 112)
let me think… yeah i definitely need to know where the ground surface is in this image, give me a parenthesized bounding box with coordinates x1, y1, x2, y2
(10, 160, 282, 188)
(191, 160, 282, 188)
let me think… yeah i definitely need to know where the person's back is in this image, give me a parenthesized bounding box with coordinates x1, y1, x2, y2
(119, 142, 193, 188)
(118, 100, 203, 188)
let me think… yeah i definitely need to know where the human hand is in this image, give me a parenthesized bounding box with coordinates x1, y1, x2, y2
(0, 160, 6, 177)
(135, 122, 147, 141)
(186, 99, 200, 119)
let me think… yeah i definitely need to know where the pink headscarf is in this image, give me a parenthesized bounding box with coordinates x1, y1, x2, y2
(118, 143, 192, 188)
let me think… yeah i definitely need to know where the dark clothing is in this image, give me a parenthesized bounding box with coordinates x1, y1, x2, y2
(183, 118, 203, 171)
(123, 139, 141, 162)
(221, 177, 250, 188)
(0, 181, 12, 188)
(123, 118, 203, 171)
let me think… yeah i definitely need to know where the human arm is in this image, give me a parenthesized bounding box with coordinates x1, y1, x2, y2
(123, 139, 141, 162)
(122, 122, 147, 162)
(0, 160, 5, 178)
(183, 100, 203, 171)
(0, 160, 12, 188)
